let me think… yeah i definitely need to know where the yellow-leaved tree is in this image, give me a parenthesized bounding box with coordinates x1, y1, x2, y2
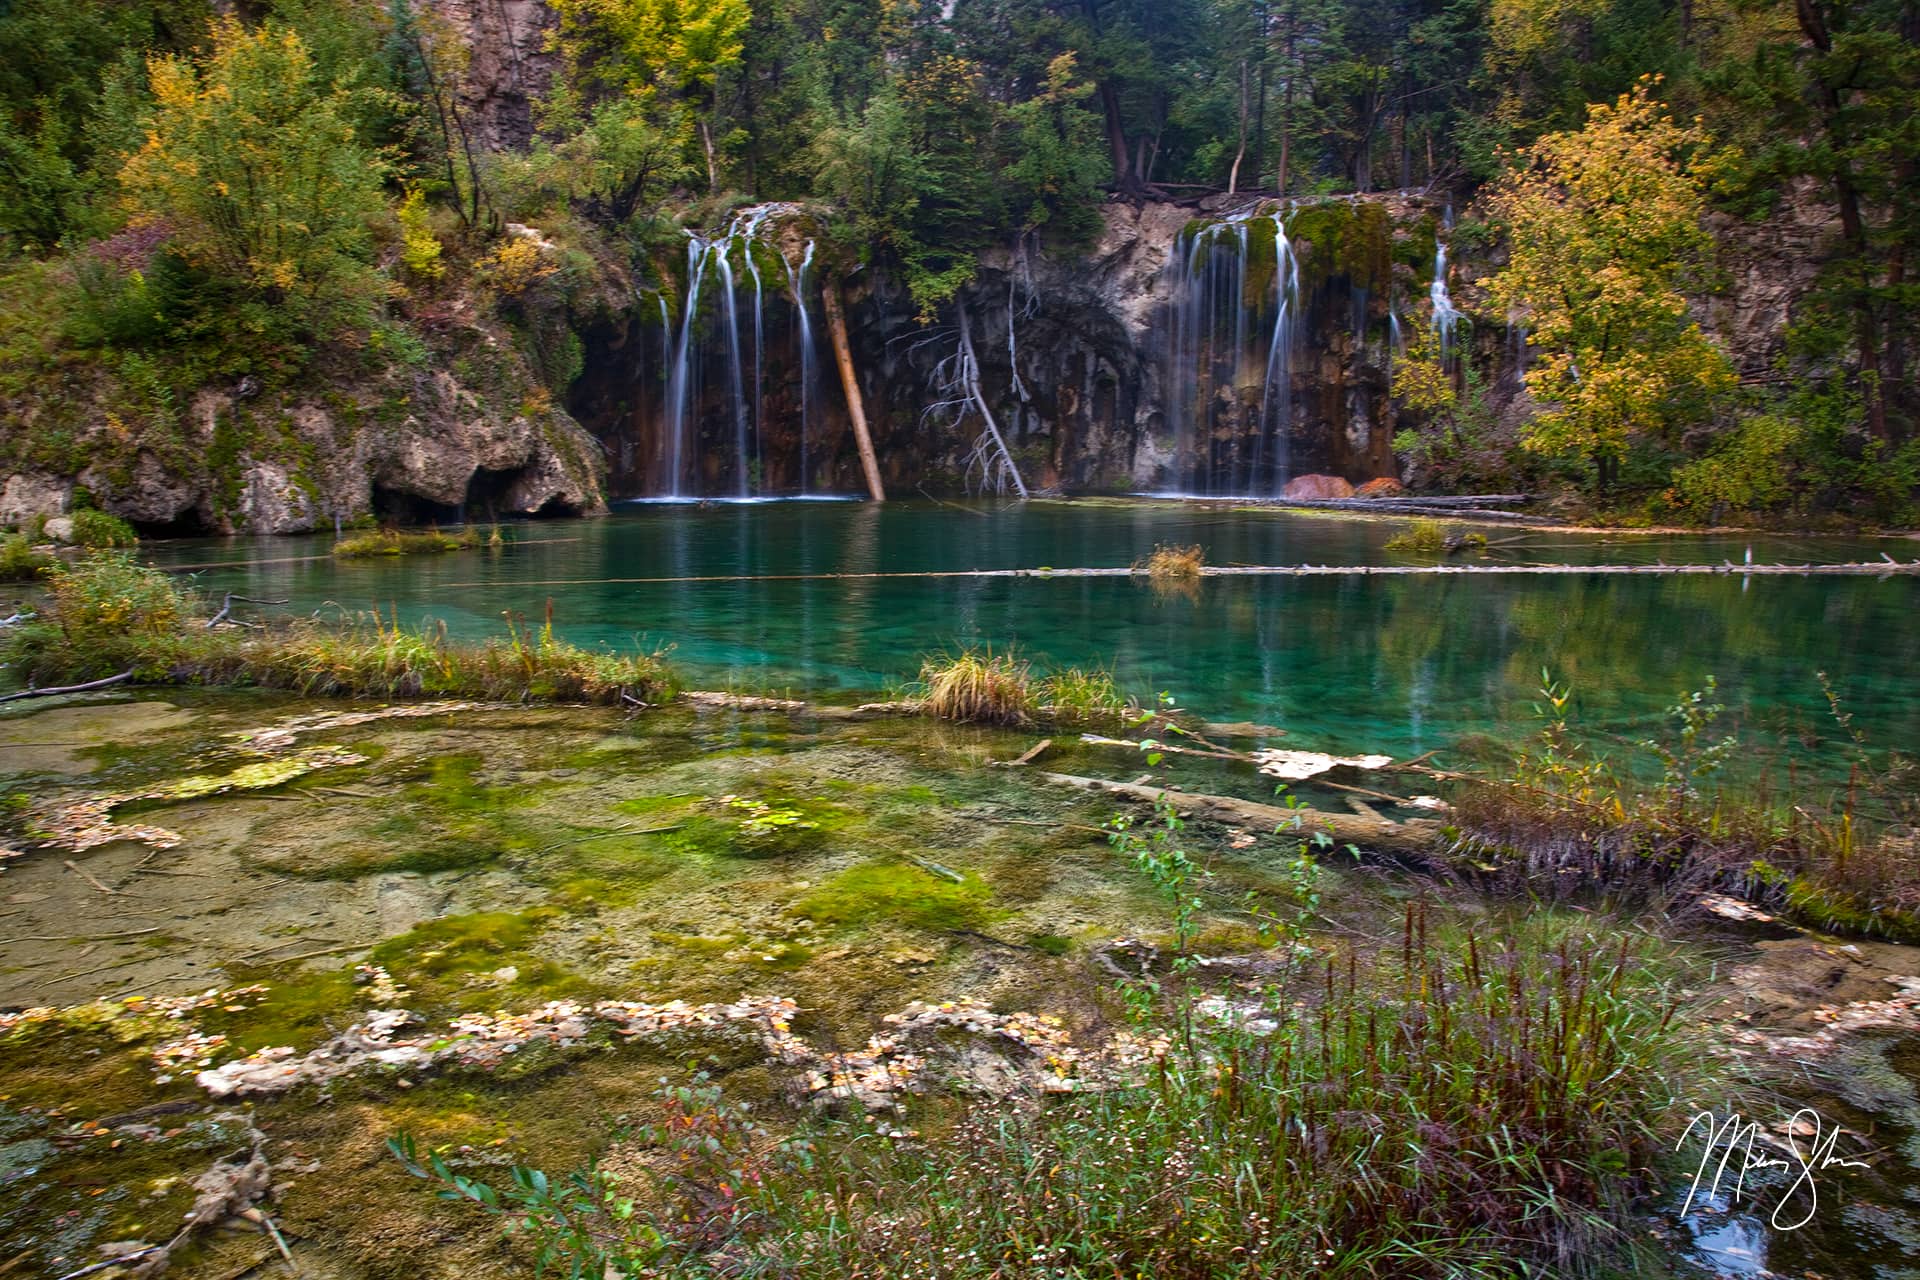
(546, 0, 748, 192)
(1482, 78, 1735, 490)
(118, 19, 386, 313)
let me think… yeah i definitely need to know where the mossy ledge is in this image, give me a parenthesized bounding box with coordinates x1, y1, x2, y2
(4, 553, 675, 705)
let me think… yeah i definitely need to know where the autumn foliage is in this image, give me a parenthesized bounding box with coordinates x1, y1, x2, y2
(1482, 79, 1735, 484)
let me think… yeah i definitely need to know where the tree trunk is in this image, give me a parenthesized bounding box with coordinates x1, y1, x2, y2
(1099, 81, 1134, 189)
(1228, 60, 1249, 194)
(820, 281, 885, 502)
(698, 119, 719, 194)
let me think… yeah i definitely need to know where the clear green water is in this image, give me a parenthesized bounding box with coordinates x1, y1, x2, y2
(147, 499, 1920, 771)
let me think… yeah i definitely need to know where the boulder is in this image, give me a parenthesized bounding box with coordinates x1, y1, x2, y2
(42, 515, 75, 543)
(1281, 473, 1355, 500)
(1355, 476, 1406, 498)
(0, 473, 72, 526)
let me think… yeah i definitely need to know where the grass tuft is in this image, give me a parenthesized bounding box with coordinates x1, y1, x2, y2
(1135, 542, 1205, 580)
(918, 648, 1035, 725)
(1383, 518, 1447, 552)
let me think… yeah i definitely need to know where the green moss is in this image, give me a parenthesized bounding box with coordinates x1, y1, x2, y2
(794, 861, 992, 932)
(200, 967, 361, 1054)
(404, 754, 528, 814)
(1288, 200, 1396, 297)
(1027, 933, 1073, 956)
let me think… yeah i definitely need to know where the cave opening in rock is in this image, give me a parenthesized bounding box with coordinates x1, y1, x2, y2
(124, 508, 213, 539)
(370, 484, 461, 527)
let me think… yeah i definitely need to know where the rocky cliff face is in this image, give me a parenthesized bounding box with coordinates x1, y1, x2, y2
(0, 313, 606, 535)
(425, 0, 560, 152)
(571, 194, 1443, 499)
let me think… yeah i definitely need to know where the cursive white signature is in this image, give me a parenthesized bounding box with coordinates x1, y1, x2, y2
(1677, 1108, 1873, 1231)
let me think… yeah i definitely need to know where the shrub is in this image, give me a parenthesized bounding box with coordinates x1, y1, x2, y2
(68, 509, 138, 549)
(397, 188, 446, 281)
(0, 534, 55, 583)
(44, 552, 182, 638)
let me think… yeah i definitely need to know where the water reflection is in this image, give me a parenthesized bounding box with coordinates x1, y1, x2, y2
(144, 502, 1920, 777)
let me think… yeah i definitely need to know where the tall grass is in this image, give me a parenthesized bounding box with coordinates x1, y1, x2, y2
(1455, 671, 1920, 938)
(3, 553, 674, 705)
(394, 908, 1698, 1279)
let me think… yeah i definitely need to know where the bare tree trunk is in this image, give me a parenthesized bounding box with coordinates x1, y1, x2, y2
(699, 120, 719, 194)
(1228, 60, 1250, 195)
(955, 299, 1029, 497)
(820, 282, 885, 501)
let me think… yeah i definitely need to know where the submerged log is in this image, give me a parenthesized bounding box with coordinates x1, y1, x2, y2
(820, 280, 886, 502)
(1037, 771, 1444, 858)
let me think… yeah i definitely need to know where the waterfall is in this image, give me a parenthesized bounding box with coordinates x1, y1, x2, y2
(1162, 211, 1301, 496)
(787, 240, 818, 496)
(656, 204, 815, 499)
(1429, 211, 1462, 359)
(1260, 218, 1300, 492)
(664, 235, 710, 498)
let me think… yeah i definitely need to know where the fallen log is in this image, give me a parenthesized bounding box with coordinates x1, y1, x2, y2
(820, 280, 885, 502)
(1036, 772, 1444, 858)
(0, 670, 134, 704)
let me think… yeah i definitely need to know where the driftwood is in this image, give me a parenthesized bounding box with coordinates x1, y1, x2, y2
(683, 690, 809, 713)
(1001, 738, 1053, 767)
(205, 593, 289, 628)
(0, 670, 135, 703)
(1037, 772, 1443, 858)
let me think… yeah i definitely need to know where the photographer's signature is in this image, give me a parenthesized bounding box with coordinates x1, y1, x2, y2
(1678, 1108, 1872, 1231)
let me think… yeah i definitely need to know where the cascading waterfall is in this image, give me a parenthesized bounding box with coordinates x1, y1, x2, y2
(1261, 219, 1300, 492)
(786, 241, 818, 496)
(1429, 210, 1462, 360)
(663, 236, 710, 498)
(1162, 211, 1302, 495)
(656, 205, 820, 498)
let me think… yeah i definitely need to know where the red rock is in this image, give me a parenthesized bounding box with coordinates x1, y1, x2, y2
(1280, 473, 1356, 500)
(1355, 476, 1407, 498)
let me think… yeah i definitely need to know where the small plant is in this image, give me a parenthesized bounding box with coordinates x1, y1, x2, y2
(917, 647, 1035, 725)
